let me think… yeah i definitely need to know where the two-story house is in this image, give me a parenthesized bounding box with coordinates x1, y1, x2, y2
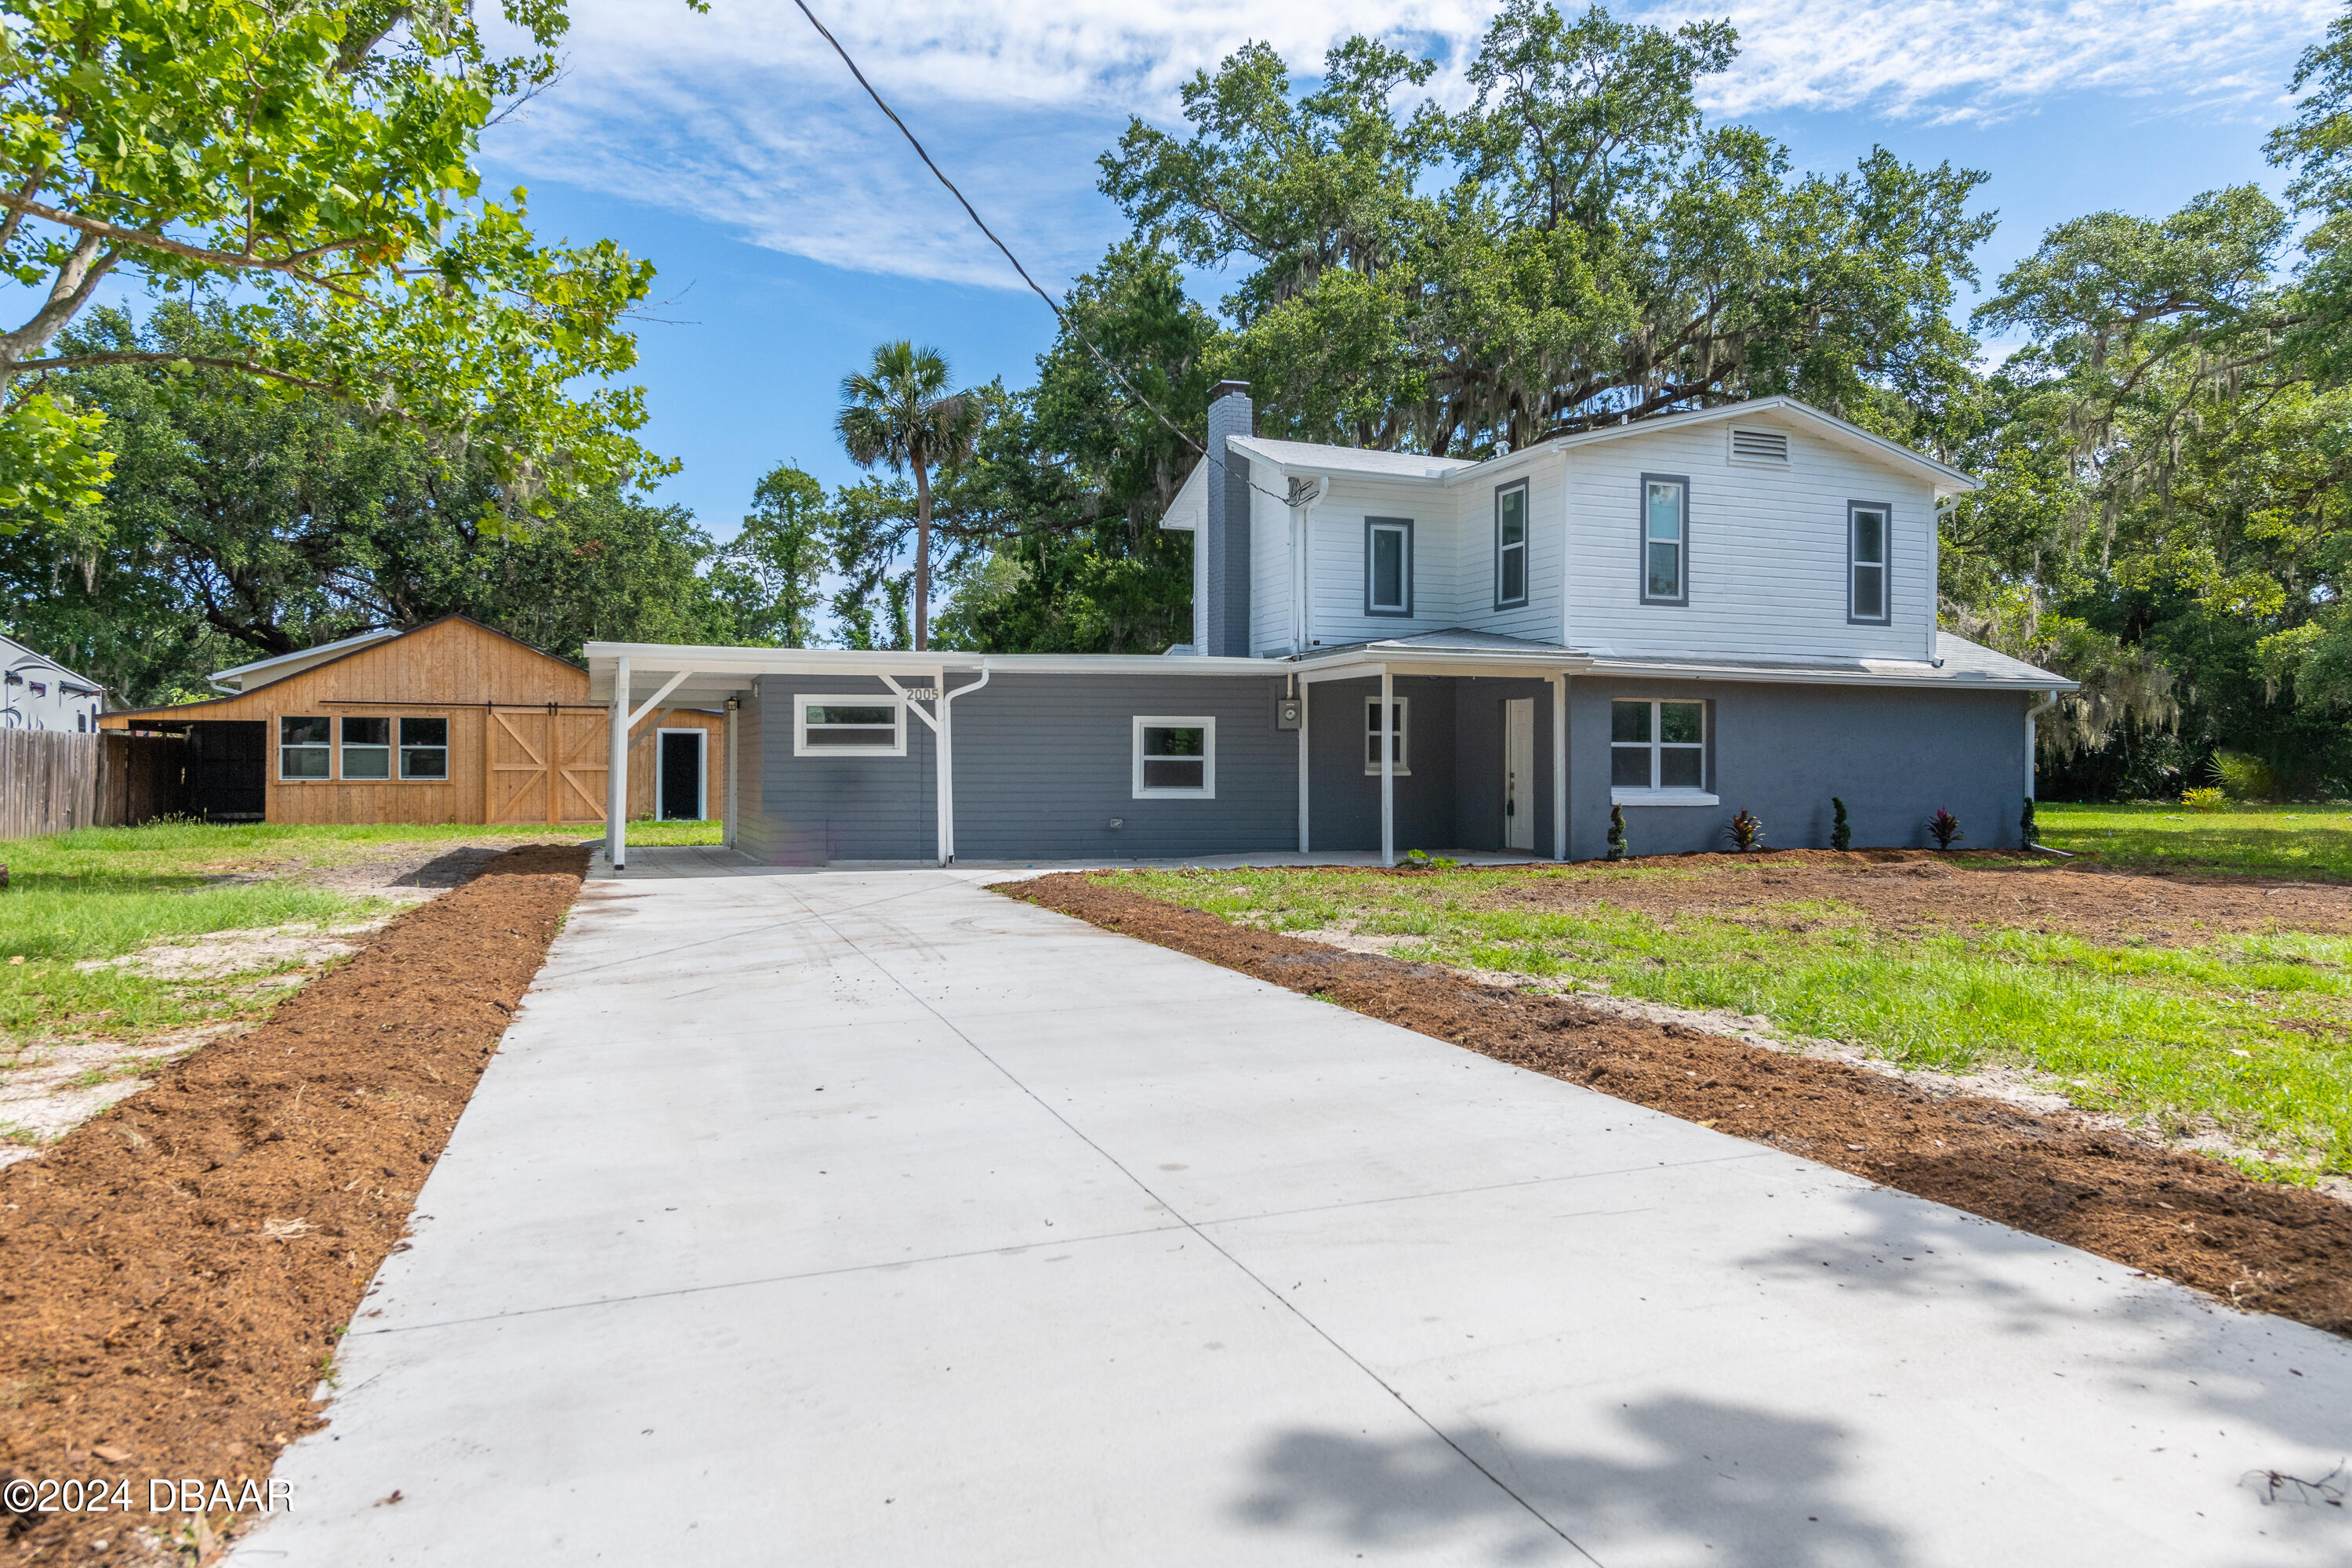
(580, 385, 2071, 869)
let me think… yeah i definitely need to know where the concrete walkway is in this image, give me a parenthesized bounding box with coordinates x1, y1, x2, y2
(234, 858, 2352, 1566)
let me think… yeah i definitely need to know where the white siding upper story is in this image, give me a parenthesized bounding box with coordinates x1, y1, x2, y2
(1167, 397, 1969, 663)
(1, 635, 105, 731)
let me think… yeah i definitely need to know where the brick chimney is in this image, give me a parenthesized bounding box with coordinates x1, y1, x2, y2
(1203, 381, 1254, 658)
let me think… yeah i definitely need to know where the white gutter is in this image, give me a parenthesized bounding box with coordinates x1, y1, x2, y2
(1295, 476, 1328, 654)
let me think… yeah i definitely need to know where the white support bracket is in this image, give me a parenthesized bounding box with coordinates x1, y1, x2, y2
(626, 669, 694, 734)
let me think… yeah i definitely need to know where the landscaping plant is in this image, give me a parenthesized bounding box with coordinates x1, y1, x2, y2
(1831, 797, 1852, 851)
(1725, 810, 1766, 852)
(2021, 796, 2039, 843)
(1927, 808, 1965, 850)
(2209, 752, 2280, 802)
(1606, 804, 1628, 861)
(2182, 786, 2227, 813)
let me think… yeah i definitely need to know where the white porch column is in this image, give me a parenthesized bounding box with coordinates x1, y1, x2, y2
(1296, 677, 1310, 855)
(1551, 673, 1569, 861)
(935, 664, 950, 866)
(722, 697, 739, 849)
(606, 655, 630, 871)
(1379, 665, 1395, 868)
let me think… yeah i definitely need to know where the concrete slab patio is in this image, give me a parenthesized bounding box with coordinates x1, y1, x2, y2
(231, 853, 2352, 1566)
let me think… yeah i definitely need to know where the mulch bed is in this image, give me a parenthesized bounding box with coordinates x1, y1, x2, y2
(0, 844, 586, 1566)
(1462, 847, 2352, 944)
(1003, 871, 2352, 1341)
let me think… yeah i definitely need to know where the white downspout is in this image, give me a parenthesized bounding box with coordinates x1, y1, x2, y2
(2024, 688, 2059, 807)
(939, 666, 992, 864)
(1379, 665, 1395, 868)
(1297, 476, 1328, 654)
(606, 655, 629, 872)
(1930, 495, 1957, 663)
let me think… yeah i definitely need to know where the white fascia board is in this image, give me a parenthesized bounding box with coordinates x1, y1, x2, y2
(584, 644, 1284, 699)
(1160, 455, 1208, 532)
(1295, 650, 1586, 682)
(1225, 436, 1454, 485)
(1543, 397, 1980, 496)
(1584, 655, 2076, 691)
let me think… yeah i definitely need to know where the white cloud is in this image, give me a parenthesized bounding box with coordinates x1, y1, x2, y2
(485, 0, 2335, 288)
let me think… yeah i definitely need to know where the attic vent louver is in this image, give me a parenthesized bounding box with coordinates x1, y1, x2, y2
(1730, 427, 1790, 464)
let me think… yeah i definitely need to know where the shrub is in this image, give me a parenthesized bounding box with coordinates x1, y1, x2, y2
(2208, 751, 2279, 802)
(1725, 810, 1766, 852)
(1831, 797, 1851, 851)
(1926, 808, 1964, 850)
(2020, 796, 2038, 844)
(1606, 804, 1627, 861)
(1403, 849, 1459, 870)
(2180, 786, 2227, 813)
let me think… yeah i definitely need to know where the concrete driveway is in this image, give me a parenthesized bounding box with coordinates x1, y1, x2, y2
(235, 855, 2352, 1566)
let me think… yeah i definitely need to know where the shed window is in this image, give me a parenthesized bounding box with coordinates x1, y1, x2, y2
(1133, 717, 1215, 798)
(341, 717, 390, 780)
(1495, 483, 1528, 608)
(1366, 518, 1414, 616)
(278, 717, 330, 780)
(795, 694, 907, 757)
(1364, 697, 1411, 776)
(1610, 700, 1708, 797)
(1849, 503, 1890, 624)
(1640, 476, 1688, 604)
(399, 717, 449, 780)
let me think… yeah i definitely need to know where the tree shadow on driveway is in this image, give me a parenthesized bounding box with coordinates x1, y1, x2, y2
(1232, 1393, 1907, 1566)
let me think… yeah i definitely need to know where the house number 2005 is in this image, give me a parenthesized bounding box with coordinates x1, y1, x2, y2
(902, 688, 940, 701)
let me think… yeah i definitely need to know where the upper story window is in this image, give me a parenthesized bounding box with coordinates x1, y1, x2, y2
(1494, 483, 1529, 608)
(795, 695, 906, 757)
(1364, 696, 1410, 775)
(1365, 517, 1414, 617)
(1133, 717, 1215, 798)
(1640, 475, 1689, 605)
(1849, 502, 1891, 624)
(278, 716, 330, 780)
(341, 717, 391, 780)
(399, 717, 449, 780)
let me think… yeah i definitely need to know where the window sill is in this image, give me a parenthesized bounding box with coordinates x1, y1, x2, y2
(1363, 769, 1414, 779)
(1611, 789, 1719, 807)
(1132, 789, 1215, 800)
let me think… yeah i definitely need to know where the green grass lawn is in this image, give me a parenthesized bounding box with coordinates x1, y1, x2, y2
(1112, 833, 2352, 1185)
(2037, 801, 2352, 880)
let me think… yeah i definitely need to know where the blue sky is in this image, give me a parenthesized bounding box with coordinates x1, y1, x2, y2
(473, 0, 2339, 544)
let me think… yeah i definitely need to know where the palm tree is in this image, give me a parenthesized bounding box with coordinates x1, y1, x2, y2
(834, 341, 978, 651)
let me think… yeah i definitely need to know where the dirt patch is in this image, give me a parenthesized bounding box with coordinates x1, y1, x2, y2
(0, 844, 586, 1565)
(1004, 873, 2352, 1341)
(1463, 848, 2352, 943)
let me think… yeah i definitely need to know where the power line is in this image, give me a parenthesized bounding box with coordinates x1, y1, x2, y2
(789, 0, 1301, 513)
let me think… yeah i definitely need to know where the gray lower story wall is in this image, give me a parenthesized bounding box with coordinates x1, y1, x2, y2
(1566, 677, 2032, 859)
(951, 672, 1296, 860)
(1305, 676, 1558, 855)
(741, 673, 938, 864)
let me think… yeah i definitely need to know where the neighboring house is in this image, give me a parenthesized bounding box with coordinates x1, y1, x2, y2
(584, 386, 2074, 869)
(97, 616, 725, 826)
(0, 634, 106, 732)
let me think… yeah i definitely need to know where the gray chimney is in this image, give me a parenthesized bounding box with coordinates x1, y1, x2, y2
(1203, 382, 1254, 658)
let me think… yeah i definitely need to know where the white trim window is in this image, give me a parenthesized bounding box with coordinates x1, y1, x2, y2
(278, 716, 331, 781)
(1133, 716, 1215, 798)
(1848, 501, 1891, 624)
(340, 716, 390, 780)
(398, 716, 449, 780)
(1639, 474, 1689, 605)
(795, 694, 907, 757)
(1494, 482, 1529, 609)
(1610, 699, 1714, 804)
(1363, 696, 1410, 776)
(1365, 517, 1414, 616)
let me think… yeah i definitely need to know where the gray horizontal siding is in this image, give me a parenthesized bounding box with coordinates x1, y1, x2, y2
(951, 673, 1296, 859)
(1305, 675, 1556, 854)
(1567, 678, 2030, 858)
(751, 673, 937, 864)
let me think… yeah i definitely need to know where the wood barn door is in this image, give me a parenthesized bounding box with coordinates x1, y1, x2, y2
(484, 706, 609, 824)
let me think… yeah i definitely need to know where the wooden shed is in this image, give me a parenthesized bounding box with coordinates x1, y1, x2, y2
(98, 616, 726, 827)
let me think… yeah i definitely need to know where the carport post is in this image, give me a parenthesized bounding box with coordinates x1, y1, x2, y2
(606, 655, 629, 872)
(1378, 665, 1394, 868)
(1296, 676, 1309, 855)
(1551, 673, 1568, 860)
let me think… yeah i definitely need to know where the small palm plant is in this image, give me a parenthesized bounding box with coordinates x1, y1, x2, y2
(1831, 797, 1851, 851)
(1926, 808, 1964, 850)
(1725, 810, 1765, 852)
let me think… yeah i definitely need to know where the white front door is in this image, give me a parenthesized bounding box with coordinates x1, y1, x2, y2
(1503, 698, 1535, 852)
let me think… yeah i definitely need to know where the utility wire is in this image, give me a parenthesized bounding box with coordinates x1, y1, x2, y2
(789, 0, 1303, 513)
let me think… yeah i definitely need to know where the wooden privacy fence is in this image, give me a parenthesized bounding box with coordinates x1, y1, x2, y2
(0, 730, 190, 838)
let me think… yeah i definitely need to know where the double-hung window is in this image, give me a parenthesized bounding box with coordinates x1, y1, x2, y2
(340, 717, 390, 780)
(1363, 697, 1410, 775)
(1639, 475, 1689, 605)
(795, 695, 907, 757)
(1494, 483, 1529, 608)
(1848, 502, 1891, 624)
(1610, 700, 1711, 801)
(1365, 518, 1413, 617)
(1133, 717, 1214, 797)
(278, 716, 330, 780)
(399, 717, 448, 780)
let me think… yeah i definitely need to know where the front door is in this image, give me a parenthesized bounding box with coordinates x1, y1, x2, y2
(1503, 698, 1535, 852)
(659, 728, 705, 821)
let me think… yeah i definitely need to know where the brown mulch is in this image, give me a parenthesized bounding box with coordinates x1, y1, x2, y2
(0, 844, 586, 1565)
(1004, 872, 2352, 1340)
(1471, 848, 2352, 943)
